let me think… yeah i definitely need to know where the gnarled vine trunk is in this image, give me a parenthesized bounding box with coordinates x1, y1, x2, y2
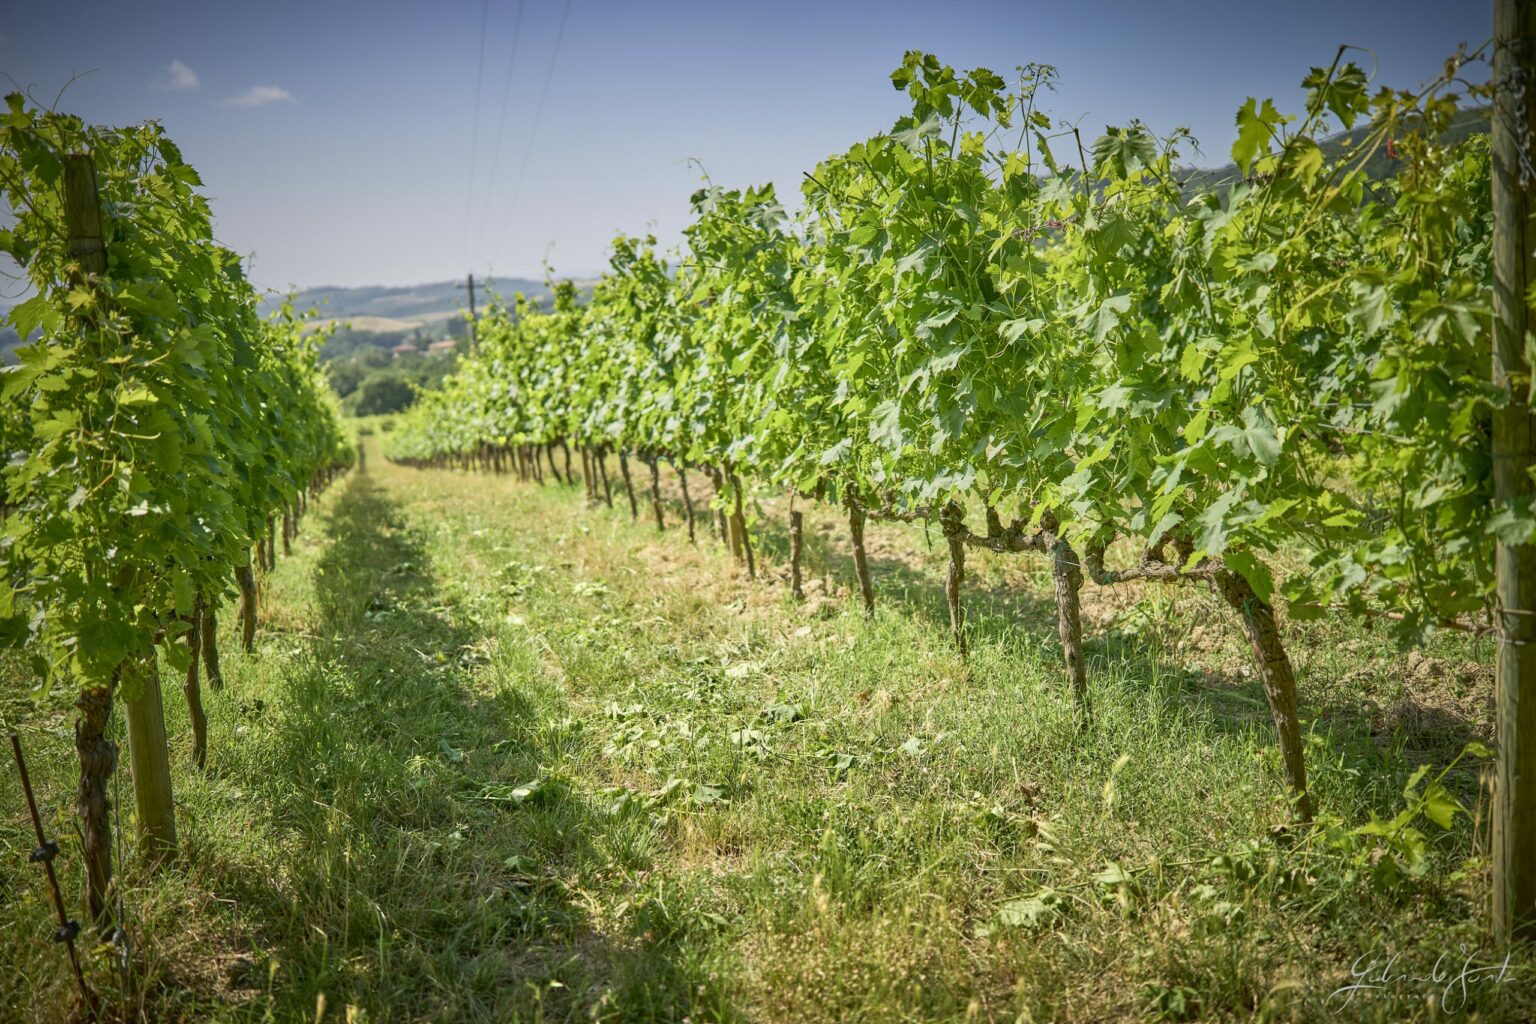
(789, 492, 805, 601)
(710, 466, 732, 548)
(201, 600, 224, 691)
(74, 679, 116, 931)
(648, 457, 666, 530)
(619, 452, 639, 520)
(1214, 569, 1312, 821)
(183, 595, 208, 769)
(235, 560, 258, 652)
(597, 449, 612, 506)
(941, 502, 966, 654)
(730, 469, 755, 578)
(677, 463, 696, 543)
(847, 498, 875, 617)
(1051, 538, 1087, 719)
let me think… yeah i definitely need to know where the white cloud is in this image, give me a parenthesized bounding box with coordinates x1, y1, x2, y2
(154, 59, 200, 90)
(221, 85, 294, 109)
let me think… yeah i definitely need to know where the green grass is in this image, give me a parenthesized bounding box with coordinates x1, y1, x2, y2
(2, 440, 1532, 1022)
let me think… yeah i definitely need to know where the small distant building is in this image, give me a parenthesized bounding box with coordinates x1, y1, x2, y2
(427, 339, 457, 356)
(391, 342, 418, 358)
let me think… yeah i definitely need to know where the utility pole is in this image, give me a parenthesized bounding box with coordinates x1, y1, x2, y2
(457, 272, 479, 350)
(1492, 0, 1536, 946)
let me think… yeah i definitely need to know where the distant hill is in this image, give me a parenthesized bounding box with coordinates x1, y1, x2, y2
(259, 277, 554, 333)
(1180, 105, 1489, 193)
(256, 277, 587, 362)
(1, 273, 603, 365)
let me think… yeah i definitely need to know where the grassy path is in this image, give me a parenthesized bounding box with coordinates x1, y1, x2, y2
(2, 441, 1531, 1022)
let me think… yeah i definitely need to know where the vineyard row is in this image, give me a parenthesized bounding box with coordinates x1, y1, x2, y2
(385, 49, 1526, 925)
(0, 97, 354, 928)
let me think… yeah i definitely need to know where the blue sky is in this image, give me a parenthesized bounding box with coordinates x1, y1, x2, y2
(1, 0, 1490, 290)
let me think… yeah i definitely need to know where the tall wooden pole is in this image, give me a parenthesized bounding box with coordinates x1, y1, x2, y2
(462, 272, 478, 350)
(68, 153, 179, 868)
(1492, 0, 1536, 945)
(63, 155, 106, 275)
(123, 651, 177, 866)
(63, 154, 119, 922)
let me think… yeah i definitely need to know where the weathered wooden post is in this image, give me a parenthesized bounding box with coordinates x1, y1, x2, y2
(62, 151, 119, 925)
(68, 149, 179, 867)
(1492, 0, 1536, 943)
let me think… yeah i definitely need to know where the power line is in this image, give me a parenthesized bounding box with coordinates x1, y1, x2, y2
(491, 0, 572, 266)
(473, 0, 528, 258)
(460, 0, 491, 265)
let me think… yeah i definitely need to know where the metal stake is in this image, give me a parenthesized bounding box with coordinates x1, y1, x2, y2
(9, 733, 95, 1013)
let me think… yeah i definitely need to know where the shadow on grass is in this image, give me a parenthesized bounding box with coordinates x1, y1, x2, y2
(743, 497, 1485, 811)
(204, 468, 733, 1023)
(423, 465, 1490, 803)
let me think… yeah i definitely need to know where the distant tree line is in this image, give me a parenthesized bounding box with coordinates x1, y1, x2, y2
(324, 323, 466, 415)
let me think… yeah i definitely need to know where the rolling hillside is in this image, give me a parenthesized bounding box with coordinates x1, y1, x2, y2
(258, 277, 554, 336)
(1180, 104, 1490, 193)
